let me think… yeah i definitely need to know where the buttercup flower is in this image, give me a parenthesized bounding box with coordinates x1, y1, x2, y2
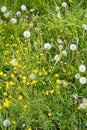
(1, 6, 7, 13)
(23, 30, 31, 38)
(70, 44, 77, 51)
(62, 2, 67, 8)
(10, 18, 17, 24)
(44, 43, 51, 50)
(79, 77, 87, 84)
(3, 119, 11, 128)
(79, 64, 86, 72)
(21, 5, 27, 11)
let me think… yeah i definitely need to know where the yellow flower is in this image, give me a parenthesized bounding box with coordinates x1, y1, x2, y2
(69, 0, 73, 3)
(0, 106, 2, 110)
(12, 121, 16, 125)
(50, 89, 54, 94)
(54, 74, 59, 78)
(3, 92, 7, 96)
(23, 105, 27, 110)
(18, 95, 23, 100)
(56, 80, 61, 84)
(10, 73, 15, 78)
(32, 69, 38, 73)
(28, 127, 32, 130)
(77, 106, 80, 110)
(45, 91, 49, 95)
(3, 98, 10, 108)
(48, 113, 52, 117)
(0, 71, 3, 76)
(31, 80, 37, 85)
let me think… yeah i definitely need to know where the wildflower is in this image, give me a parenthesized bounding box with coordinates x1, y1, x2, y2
(80, 103, 86, 109)
(30, 73, 36, 80)
(3, 92, 7, 96)
(50, 89, 54, 94)
(48, 113, 52, 117)
(44, 43, 51, 50)
(72, 93, 78, 99)
(83, 98, 87, 103)
(56, 79, 61, 84)
(12, 58, 18, 66)
(10, 18, 17, 24)
(21, 5, 27, 11)
(54, 54, 60, 61)
(57, 38, 63, 44)
(62, 50, 67, 56)
(54, 73, 59, 77)
(3, 119, 11, 128)
(62, 2, 67, 8)
(79, 77, 87, 84)
(0, 105, 2, 110)
(28, 127, 32, 130)
(79, 64, 86, 72)
(45, 91, 49, 95)
(12, 121, 16, 125)
(55, 6, 60, 12)
(82, 24, 87, 30)
(1, 6, 7, 13)
(69, 0, 73, 3)
(18, 95, 23, 100)
(4, 12, 10, 18)
(16, 11, 21, 17)
(23, 30, 30, 38)
(23, 104, 27, 110)
(3, 98, 10, 108)
(57, 12, 61, 18)
(70, 44, 77, 51)
(75, 73, 80, 79)
(30, 8, 35, 12)
(22, 123, 26, 128)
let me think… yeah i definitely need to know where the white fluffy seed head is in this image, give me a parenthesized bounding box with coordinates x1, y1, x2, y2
(62, 50, 67, 56)
(16, 11, 21, 17)
(79, 64, 86, 72)
(82, 24, 87, 30)
(10, 18, 17, 24)
(21, 5, 27, 11)
(44, 43, 51, 50)
(62, 2, 67, 8)
(70, 44, 77, 51)
(79, 77, 87, 84)
(1, 6, 7, 13)
(80, 103, 86, 109)
(54, 55, 60, 61)
(3, 119, 11, 128)
(75, 73, 80, 79)
(4, 12, 10, 18)
(23, 30, 30, 38)
(12, 58, 18, 66)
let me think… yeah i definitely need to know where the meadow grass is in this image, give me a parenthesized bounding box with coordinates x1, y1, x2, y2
(0, 0, 87, 130)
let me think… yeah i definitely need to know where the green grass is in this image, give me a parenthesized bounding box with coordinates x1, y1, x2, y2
(0, 0, 87, 130)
